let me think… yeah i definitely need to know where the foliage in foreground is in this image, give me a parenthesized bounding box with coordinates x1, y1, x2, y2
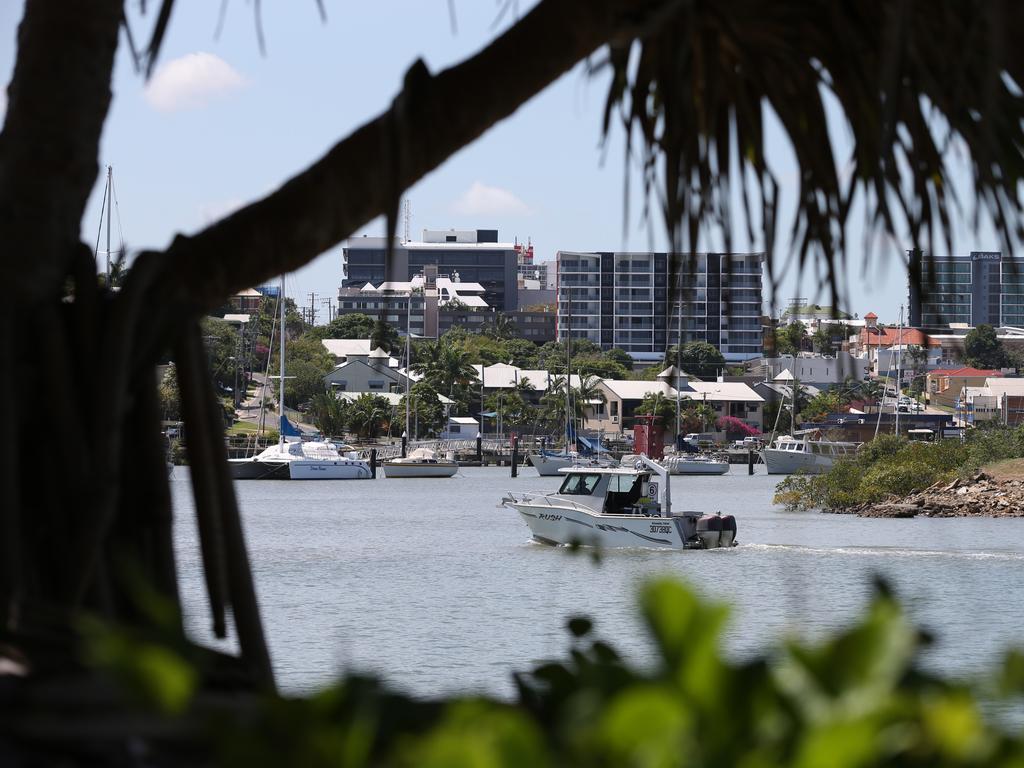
(774, 426, 1024, 511)
(84, 578, 1024, 767)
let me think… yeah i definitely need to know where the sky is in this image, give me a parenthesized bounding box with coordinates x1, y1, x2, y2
(0, 1, 1002, 325)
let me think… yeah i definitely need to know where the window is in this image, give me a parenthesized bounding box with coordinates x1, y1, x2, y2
(611, 401, 619, 417)
(558, 473, 601, 495)
(449, 425, 461, 433)
(333, 381, 347, 391)
(368, 380, 385, 390)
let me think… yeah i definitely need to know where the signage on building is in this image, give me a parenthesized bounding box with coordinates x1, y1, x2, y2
(970, 251, 1001, 261)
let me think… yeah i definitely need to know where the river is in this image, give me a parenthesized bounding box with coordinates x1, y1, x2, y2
(170, 466, 1024, 699)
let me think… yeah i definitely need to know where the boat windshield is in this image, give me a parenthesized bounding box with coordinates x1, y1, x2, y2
(558, 473, 601, 495)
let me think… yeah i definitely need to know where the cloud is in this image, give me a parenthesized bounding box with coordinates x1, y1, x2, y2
(144, 52, 245, 112)
(450, 182, 532, 216)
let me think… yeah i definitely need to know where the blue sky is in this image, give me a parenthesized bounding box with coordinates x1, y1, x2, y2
(1, 2, 1000, 324)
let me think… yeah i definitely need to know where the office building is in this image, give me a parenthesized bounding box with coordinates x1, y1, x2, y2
(343, 228, 520, 311)
(555, 251, 764, 362)
(908, 250, 1024, 328)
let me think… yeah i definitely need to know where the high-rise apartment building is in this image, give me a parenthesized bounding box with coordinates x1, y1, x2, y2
(343, 229, 520, 311)
(555, 251, 764, 362)
(908, 250, 1024, 328)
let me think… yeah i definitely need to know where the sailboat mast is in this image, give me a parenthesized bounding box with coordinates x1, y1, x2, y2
(105, 165, 112, 280)
(565, 284, 572, 448)
(405, 288, 412, 440)
(279, 274, 286, 450)
(895, 305, 904, 435)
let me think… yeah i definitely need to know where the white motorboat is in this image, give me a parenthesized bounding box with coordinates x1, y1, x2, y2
(382, 447, 458, 478)
(228, 273, 370, 480)
(663, 453, 730, 476)
(502, 455, 737, 549)
(760, 433, 859, 475)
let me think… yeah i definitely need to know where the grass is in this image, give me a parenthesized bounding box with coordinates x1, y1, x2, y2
(982, 458, 1024, 482)
(227, 421, 262, 435)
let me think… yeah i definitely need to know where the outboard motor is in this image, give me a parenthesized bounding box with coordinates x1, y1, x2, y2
(720, 515, 737, 547)
(696, 515, 723, 549)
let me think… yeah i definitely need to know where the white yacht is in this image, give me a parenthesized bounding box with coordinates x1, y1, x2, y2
(227, 273, 370, 481)
(229, 432, 372, 480)
(382, 447, 458, 478)
(663, 453, 730, 476)
(529, 451, 575, 476)
(760, 433, 860, 474)
(502, 456, 737, 549)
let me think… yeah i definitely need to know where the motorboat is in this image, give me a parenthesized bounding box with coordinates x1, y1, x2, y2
(760, 433, 860, 475)
(502, 455, 737, 549)
(229, 432, 371, 480)
(663, 453, 730, 476)
(382, 447, 458, 478)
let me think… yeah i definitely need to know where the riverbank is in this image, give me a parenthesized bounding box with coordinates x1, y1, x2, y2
(834, 470, 1024, 518)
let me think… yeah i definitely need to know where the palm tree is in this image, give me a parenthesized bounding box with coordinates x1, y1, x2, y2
(574, 375, 607, 427)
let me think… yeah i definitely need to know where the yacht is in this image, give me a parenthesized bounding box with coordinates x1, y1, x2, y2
(382, 447, 458, 478)
(502, 455, 737, 549)
(760, 433, 860, 474)
(229, 429, 372, 480)
(529, 450, 575, 476)
(663, 453, 730, 476)
(227, 273, 370, 480)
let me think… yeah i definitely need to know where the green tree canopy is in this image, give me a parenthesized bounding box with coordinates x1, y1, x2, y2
(964, 324, 1008, 369)
(667, 341, 727, 379)
(308, 313, 377, 340)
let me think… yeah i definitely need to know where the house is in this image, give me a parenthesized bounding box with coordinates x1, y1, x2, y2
(473, 363, 581, 406)
(323, 347, 408, 393)
(585, 371, 764, 436)
(321, 338, 400, 367)
(751, 351, 867, 386)
(441, 416, 480, 440)
(230, 288, 264, 312)
(927, 367, 1004, 408)
(958, 377, 1024, 425)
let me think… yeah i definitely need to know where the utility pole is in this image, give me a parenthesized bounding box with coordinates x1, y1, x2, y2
(307, 292, 318, 327)
(320, 297, 335, 323)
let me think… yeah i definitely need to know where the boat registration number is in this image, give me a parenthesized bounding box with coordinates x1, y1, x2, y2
(649, 523, 672, 534)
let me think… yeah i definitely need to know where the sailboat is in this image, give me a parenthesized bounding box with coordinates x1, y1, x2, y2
(382, 294, 458, 478)
(228, 276, 372, 480)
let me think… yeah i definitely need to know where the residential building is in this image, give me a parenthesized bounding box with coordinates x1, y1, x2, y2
(908, 249, 1024, 329)
(585, 376, 763, 436)
(441, 416, 480, 440)
(750, 352, 867, 387)
(926, 366, 1004, 408)
(230, 288, 264, 312)
(959, 377, 1024, 426)
(779, 299, 851, 325)
(321, 339, 399, 367)
(343, 228, 521, 311)
(323, 348, 409, 393)
(555, 251, 764, 363)
(336, 267, 489, 337)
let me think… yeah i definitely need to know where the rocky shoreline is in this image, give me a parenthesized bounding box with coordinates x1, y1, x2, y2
(833, 472, 1024, 518)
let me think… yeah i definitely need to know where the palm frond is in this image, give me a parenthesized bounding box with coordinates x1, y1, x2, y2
(602, 0, 1024, 313)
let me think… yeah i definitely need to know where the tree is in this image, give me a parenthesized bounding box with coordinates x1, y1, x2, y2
(158, 364, 181, 422)
(345, 393, 391, 438)
(308, 392, 348, 438)
(370, 318, 401, 355)
(604, 347, 634, 370)
(668, 341, 727, 379)
(308, 312, 376, 340)
(574, 375, 607, 427)
(572, 355, 630, 381)
(7, 0, 1024, 748)
(775, 321, 808, 357)
(812, 326, 832, 353)
(636, 391, 677, 429)
(399, 381, 445, 438)
(964, 324, 1008, 369)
